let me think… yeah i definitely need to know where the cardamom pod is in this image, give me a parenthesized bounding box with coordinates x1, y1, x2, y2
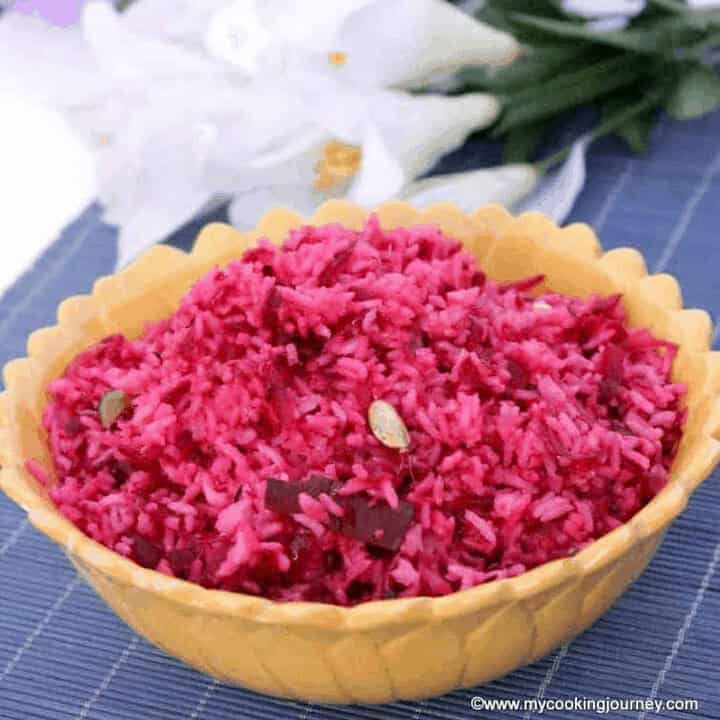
(99, 390, 130, 429)
(368, 400, 410, 451)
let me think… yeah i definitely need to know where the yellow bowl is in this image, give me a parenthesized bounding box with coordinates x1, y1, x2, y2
(2, 201, 720, 704)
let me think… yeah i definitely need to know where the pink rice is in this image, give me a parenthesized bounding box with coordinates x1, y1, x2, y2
(32, 217, 686, 605)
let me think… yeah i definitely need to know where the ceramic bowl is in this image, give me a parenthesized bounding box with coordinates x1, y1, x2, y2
(2, 201, 719, 703)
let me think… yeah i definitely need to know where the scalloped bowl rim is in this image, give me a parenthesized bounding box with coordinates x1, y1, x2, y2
(1, 199, 718, 633)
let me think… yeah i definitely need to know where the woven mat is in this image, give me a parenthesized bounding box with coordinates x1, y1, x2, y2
(2, 113, 720, 720)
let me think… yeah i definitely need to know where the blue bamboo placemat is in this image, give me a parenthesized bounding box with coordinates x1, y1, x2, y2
(1, 112, 720, 719)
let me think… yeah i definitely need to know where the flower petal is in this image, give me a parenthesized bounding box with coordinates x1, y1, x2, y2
(200, 87, 326, 190)
(228, 184, 320, 229)
(515, 138, 589, 223)
(336, 0, 520, 88)
(587, 16, 631, 32)
(83, 1, 217, 80)
(0, 14, 105, 106)
(257, 0, 376, 50)
(314, 90, 499, 205)
(112, 171, 212, 268)
(347, 123, 406, 206)
(204, 0, 272, 72)
(227, 139, 343, 225)
(402, 164, 538, 210)
(123, 0, 227, 43)
(358, 91, 499, 187)
(102, 119, 218, 266)
(114, 188, 210, 269)
(561, 0, 645, 19)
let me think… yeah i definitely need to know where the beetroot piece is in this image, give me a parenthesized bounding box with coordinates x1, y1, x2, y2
(506, 358, 529, 389)
(267, 476, 414, 551)
(133, 535, 162, 569)
(265, 476, 336, 515)
(598, 345, 626, 405)
(499, 274, 545, 293)
(169, 546, 198, 577)
(318, 239, 357, 286)
(63, 416, 83, 436)
(336, 496, 414, 552)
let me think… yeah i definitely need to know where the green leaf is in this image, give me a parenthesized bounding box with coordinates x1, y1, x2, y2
(666, 66, 720, 119)
(602, 96, 658, 153)
(647, 0, 689, 13)
(684, 30, 720, 60)
(537, 89, 665, 174)
(482, 0, 567, 21)
(503, 123, 549, 163)
(591, 88, 665, 143)
(478, 2, 583, 47)
(475, 5, 515, 34)
(510, 12, 706, 56)
(618, 112, 658, 153)
(643, 4, 720, 30)
(495, 55, 652, 134)
(459, 44, 596, 92)
(509, 13, 656, 52)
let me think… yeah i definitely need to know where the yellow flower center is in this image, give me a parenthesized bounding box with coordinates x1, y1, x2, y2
(314, 141, 362, 191)
(328, 51, 348, 66)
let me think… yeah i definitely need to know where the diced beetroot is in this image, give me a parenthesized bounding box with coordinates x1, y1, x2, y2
(346, 579, 374, 603)
(162, 380, 191, 406)
(592, 294, 622, 315)
(337, 496, 414, 551)
(499, 275, 545, 293)
(266, 362, 296, 432)
(133, 535, 162, 569)
(294, 333, 326, 363)
(261, 286, 282, 331)
(288, 530, 312, 561)
(598, 345, 626, 404)
(323, 548, 343, 572)
(202, 541, 230, 580)
(169, 545, 198, 576)
(506, 358, 529, 389)
(108, 459, 133, 487)
(318, 240, 356, 286)
(265, 476, 336, 515)
(268, 476, 413, 552)
(242, 244, 276, 267)
(63, 416, 83, 436)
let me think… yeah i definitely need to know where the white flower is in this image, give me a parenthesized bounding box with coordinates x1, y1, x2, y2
(204, 0, 520, 86)
(385, 135, 587, 227)
(402, 165, 539, 211)
(561, 0, 645, 32)
(562, 0, 646, 16)
(515, 138, 589, 223)
(563, 0, 720, 24)
(1, 0, 555, 268)
(686, 0, 720, 8)
(206, 0, 523, 233)
(228, 87, 502, 226)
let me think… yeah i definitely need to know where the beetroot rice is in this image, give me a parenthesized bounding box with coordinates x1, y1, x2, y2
(31, 217, 686, 605)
